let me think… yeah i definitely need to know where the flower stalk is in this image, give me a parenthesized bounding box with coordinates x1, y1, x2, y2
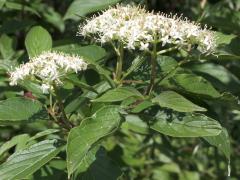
(147, 35, 158, 95)
(115, 43, 124, 82)
(52, 83, 73, 130)
(157, 45, 180, 55)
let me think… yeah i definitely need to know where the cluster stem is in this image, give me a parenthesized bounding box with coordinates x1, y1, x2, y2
(115, 43, 124, 83)
(157, 45, 179, 55)
(52, 84, 73, 130)
(146, 37, 158, 95)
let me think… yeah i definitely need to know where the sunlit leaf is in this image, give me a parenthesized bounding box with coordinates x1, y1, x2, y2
(151, 111, 222, 137)
(204, 128, 231, 160)
(67, 105, 121, 176)
(0, 139, 63, 180)
(0, 134, 30, 157)
(64, 0, 120, 20)
(0, 97, 48, 125)
(152, 91, 206, 112)
(160, 73, 221, 98)
(93, 87, 143, 102)
(25, 26, 52, 58)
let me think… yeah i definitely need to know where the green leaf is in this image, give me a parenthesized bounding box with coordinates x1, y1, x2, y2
(122, 115, 149, 134)
(123, 55, 145, 79)
(64, 0, 120, 20)
(0, 34, 16, 59)
(131, 100, 154, 113)
(77, 146, 122, 179)
(179, 171, 200, 180)
(0, 59, 14, 71)
(4, 2, 40, 16)
(33, 159, 67, 179)
(213, 92, 240, 110)
(82, 81, 111, 100)
(27, 129, 60, 142)
(66, 74, 98, 94)
(152, 91, 206, 112)
(0, 0, 6, 9)
(25, 26, 52, 58)
(88, 61, 115, 88)
(152, 169, 171, 180)
(203, 2, 240, 34)
(0, 139, 63, 180)
(159, 163, 181, 174)
(204, 128, 231, 160)
(54, 44, 106, 62)
(93, 87, 143, 102)
(160, 73, 221, 98)
(0, 134, 30, 157)
(67, 105, 121, 176)
(65, 81, 111, 114)
(151, 111, 222, 137)
(157, 55, 178, 74)
(212, 32, 240, 60)
(0, 97, 48, 125)
(215, 32, 236, 45)
(186, 63, 240, 93)
(40, 5, 65, 32)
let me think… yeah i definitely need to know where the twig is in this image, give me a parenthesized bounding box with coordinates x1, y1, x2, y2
(146, 36, 158, 95)
(122, 80, 145, 84)
(52, 84, 74, 129)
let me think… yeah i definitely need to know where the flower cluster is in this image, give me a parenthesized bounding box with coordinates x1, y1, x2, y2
(9, 51, 88, 93)
(78, 5, 216, 54)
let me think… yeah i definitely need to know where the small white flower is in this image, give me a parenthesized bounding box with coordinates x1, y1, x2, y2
(140, 42, 149, 51)
(78, 5, 216, 54)
(9, 51, 88, 93)
(41, 84, 51, 94)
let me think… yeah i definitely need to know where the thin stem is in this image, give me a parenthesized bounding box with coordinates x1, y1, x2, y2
(157, 45, 179, 56)
(146, 38, 158, 95)
(122, 80, 144, 84)
(196, 0, 208, 23)
(145, 44, 180, 95)
(49, 93, 53, 109)
(48, 108, 69, 131)
(52, 84, 73, 129)
(115, 43, 124, 82)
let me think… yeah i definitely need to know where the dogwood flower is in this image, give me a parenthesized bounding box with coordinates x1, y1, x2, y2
(78, 5, 216, 54)
(9, 51, 88, 93)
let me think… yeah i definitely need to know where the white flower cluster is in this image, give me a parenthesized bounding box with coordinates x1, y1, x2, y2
(9, 51, 88, 93)
(79, 5, 216, 54)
